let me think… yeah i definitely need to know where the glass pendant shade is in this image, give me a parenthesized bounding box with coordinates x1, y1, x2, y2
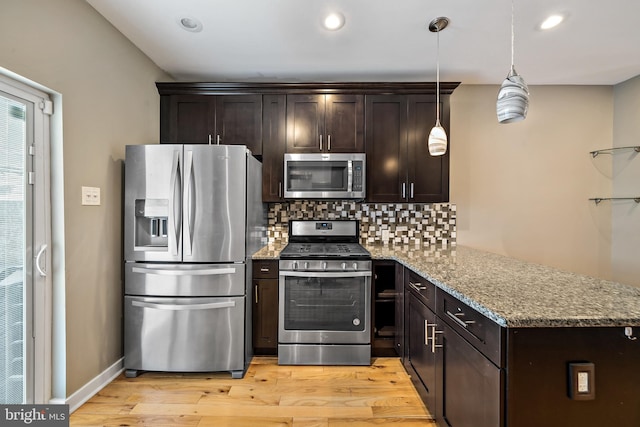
(497, 65, 529, 123)
(428, 17, 448, 156)
(497, 0, 529, 124)
(428, 120, 448, 156)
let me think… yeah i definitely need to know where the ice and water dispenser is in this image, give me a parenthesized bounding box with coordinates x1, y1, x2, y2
(134, 199, 169, 248)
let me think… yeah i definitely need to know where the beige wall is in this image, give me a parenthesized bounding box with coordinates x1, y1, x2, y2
(612, 75, 640, 287)
(1, 0, 170, 396)
(450, 85, 616, 282)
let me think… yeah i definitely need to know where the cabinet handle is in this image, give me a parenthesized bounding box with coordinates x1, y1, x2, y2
(446, 310, 476, 328)
(278, 182, 282, 198)
(328, 135, 331, 151)
(208, 134, 212, 145)
(255, 284, 259, 304)
(216, 134, 221, 145)
(431, 325, 443, 353)
(260, 267, 270, 272)
(409, 281, 426, 292)
(424, 320, 430, 346)
(410, 182, 414, 199)
(319, 134, 323, 151)
(402, 183, 406, 199)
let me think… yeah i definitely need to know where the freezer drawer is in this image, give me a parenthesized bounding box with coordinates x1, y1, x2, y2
(124, 263, 245, 297)
(124, 296, 245, 375)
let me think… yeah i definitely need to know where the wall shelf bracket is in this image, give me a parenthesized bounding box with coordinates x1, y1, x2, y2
(590, 146, 640, 158)
(589, 197, 640, 205)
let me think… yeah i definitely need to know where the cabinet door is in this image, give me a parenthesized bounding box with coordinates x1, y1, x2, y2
(215, 95, 263, 155)
(262, 95, 286, 202)
(438, 321, 502, 427)
(325, 94, 364, 152)
(252, 278, 279, 354)
(365, 95, 408, 202)
(286, 94, 324, 153)
(408, 292, 438, 416)
(161, 95, 215, 144)
(407, 95, 450, 202)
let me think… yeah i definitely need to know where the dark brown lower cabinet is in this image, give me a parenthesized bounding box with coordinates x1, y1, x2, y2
(252, 260, 279, 355)
(407, 290, 439, 416)
(505, 327, 640, 427)
(401, 264, 640, 427)
(438, 321, 502, 427)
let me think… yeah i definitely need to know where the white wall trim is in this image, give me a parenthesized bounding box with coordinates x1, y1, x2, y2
(52, 358, 124, 413)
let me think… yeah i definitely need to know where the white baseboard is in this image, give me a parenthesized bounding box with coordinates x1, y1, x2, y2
(58, 357, 124, 413)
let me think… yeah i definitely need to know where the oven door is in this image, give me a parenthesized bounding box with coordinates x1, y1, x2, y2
(278, 270, 371, 344)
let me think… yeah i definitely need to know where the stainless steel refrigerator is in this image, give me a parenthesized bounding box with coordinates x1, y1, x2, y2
(123, 144, 266, 378)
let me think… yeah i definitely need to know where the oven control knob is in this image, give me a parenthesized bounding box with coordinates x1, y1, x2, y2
(341, 262, 347, 271)
(352, 262, 358, 271)
(292, 261, 299, 271)
(322, 262, 327, 271)
(353, 318, 361, 326)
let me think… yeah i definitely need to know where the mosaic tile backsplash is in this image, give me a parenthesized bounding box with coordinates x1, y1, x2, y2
(267, 201, 456, 247)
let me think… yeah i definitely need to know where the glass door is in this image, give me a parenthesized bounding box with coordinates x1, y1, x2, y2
(0, 90, 32, 403)
(0, 76, 50, 404)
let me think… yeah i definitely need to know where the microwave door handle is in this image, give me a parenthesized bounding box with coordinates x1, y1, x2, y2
(347, 160, 353, 192)
(183, 149, 194, 257)
(169, 150, 181, 256)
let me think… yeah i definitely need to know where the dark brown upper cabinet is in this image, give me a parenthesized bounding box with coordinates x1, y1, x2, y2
(261, 94, 287, 202)
(286, 94, 364, 153)
(159, 94, 263, 155)
(156, 82, 458, 203)
(365, 93, 452, 203)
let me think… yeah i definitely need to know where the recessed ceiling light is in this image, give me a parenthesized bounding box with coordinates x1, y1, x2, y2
(323, 12, 345, 31)
(540, 14, 564, 30)
(179, 17, 203, 33)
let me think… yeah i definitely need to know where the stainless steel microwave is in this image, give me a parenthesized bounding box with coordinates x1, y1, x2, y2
(284, 153, 366, 199)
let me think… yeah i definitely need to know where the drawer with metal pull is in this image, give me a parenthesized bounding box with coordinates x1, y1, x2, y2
(404, 268, 436, 312)
(436, 288, 504, 367)
(252, 259, 279, 279)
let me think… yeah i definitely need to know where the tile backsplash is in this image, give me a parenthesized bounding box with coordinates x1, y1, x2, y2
(267, 201, 456, 247)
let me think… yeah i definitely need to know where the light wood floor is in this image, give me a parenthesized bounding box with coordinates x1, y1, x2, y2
(70, 357, 434, 426)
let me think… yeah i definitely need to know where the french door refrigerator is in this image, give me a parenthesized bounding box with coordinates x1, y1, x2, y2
(123, 144, 265, 378)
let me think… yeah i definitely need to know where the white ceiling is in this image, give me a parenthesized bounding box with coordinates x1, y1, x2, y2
(86, 0, 640, 85)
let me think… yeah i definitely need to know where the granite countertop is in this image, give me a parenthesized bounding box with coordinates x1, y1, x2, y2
(252, 242, 640, 328)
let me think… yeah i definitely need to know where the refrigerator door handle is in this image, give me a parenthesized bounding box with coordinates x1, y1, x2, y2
(184, 149, 195, 256)
(131, 266, 237, 276)
(132, 300, 236, 311)
(169, 150, 182, 256)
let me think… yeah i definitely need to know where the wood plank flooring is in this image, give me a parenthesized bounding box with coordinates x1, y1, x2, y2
(70, 357, 434, 426)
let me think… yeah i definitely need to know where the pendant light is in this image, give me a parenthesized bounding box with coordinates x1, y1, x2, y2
(428, 17, 449, 156)
(496, 0, 529, 123)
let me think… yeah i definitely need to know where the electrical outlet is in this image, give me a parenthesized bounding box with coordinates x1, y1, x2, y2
(568, 362, 595, 400)
(81, 186, 101, 206)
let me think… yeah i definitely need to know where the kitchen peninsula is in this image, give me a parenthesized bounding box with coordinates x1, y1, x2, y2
(252, 243, 640, 427)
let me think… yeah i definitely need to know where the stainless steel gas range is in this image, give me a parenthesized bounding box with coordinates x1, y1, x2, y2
(278, 220, 372, 365)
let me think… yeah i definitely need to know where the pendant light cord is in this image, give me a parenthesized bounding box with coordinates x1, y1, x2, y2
(436, 27, 441, 124)
(510, 0, 515, 70)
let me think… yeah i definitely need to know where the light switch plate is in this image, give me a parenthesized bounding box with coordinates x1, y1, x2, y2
(81, 186, 100, 206)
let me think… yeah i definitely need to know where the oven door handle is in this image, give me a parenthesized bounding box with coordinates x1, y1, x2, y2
(280, 271, 371, 278)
